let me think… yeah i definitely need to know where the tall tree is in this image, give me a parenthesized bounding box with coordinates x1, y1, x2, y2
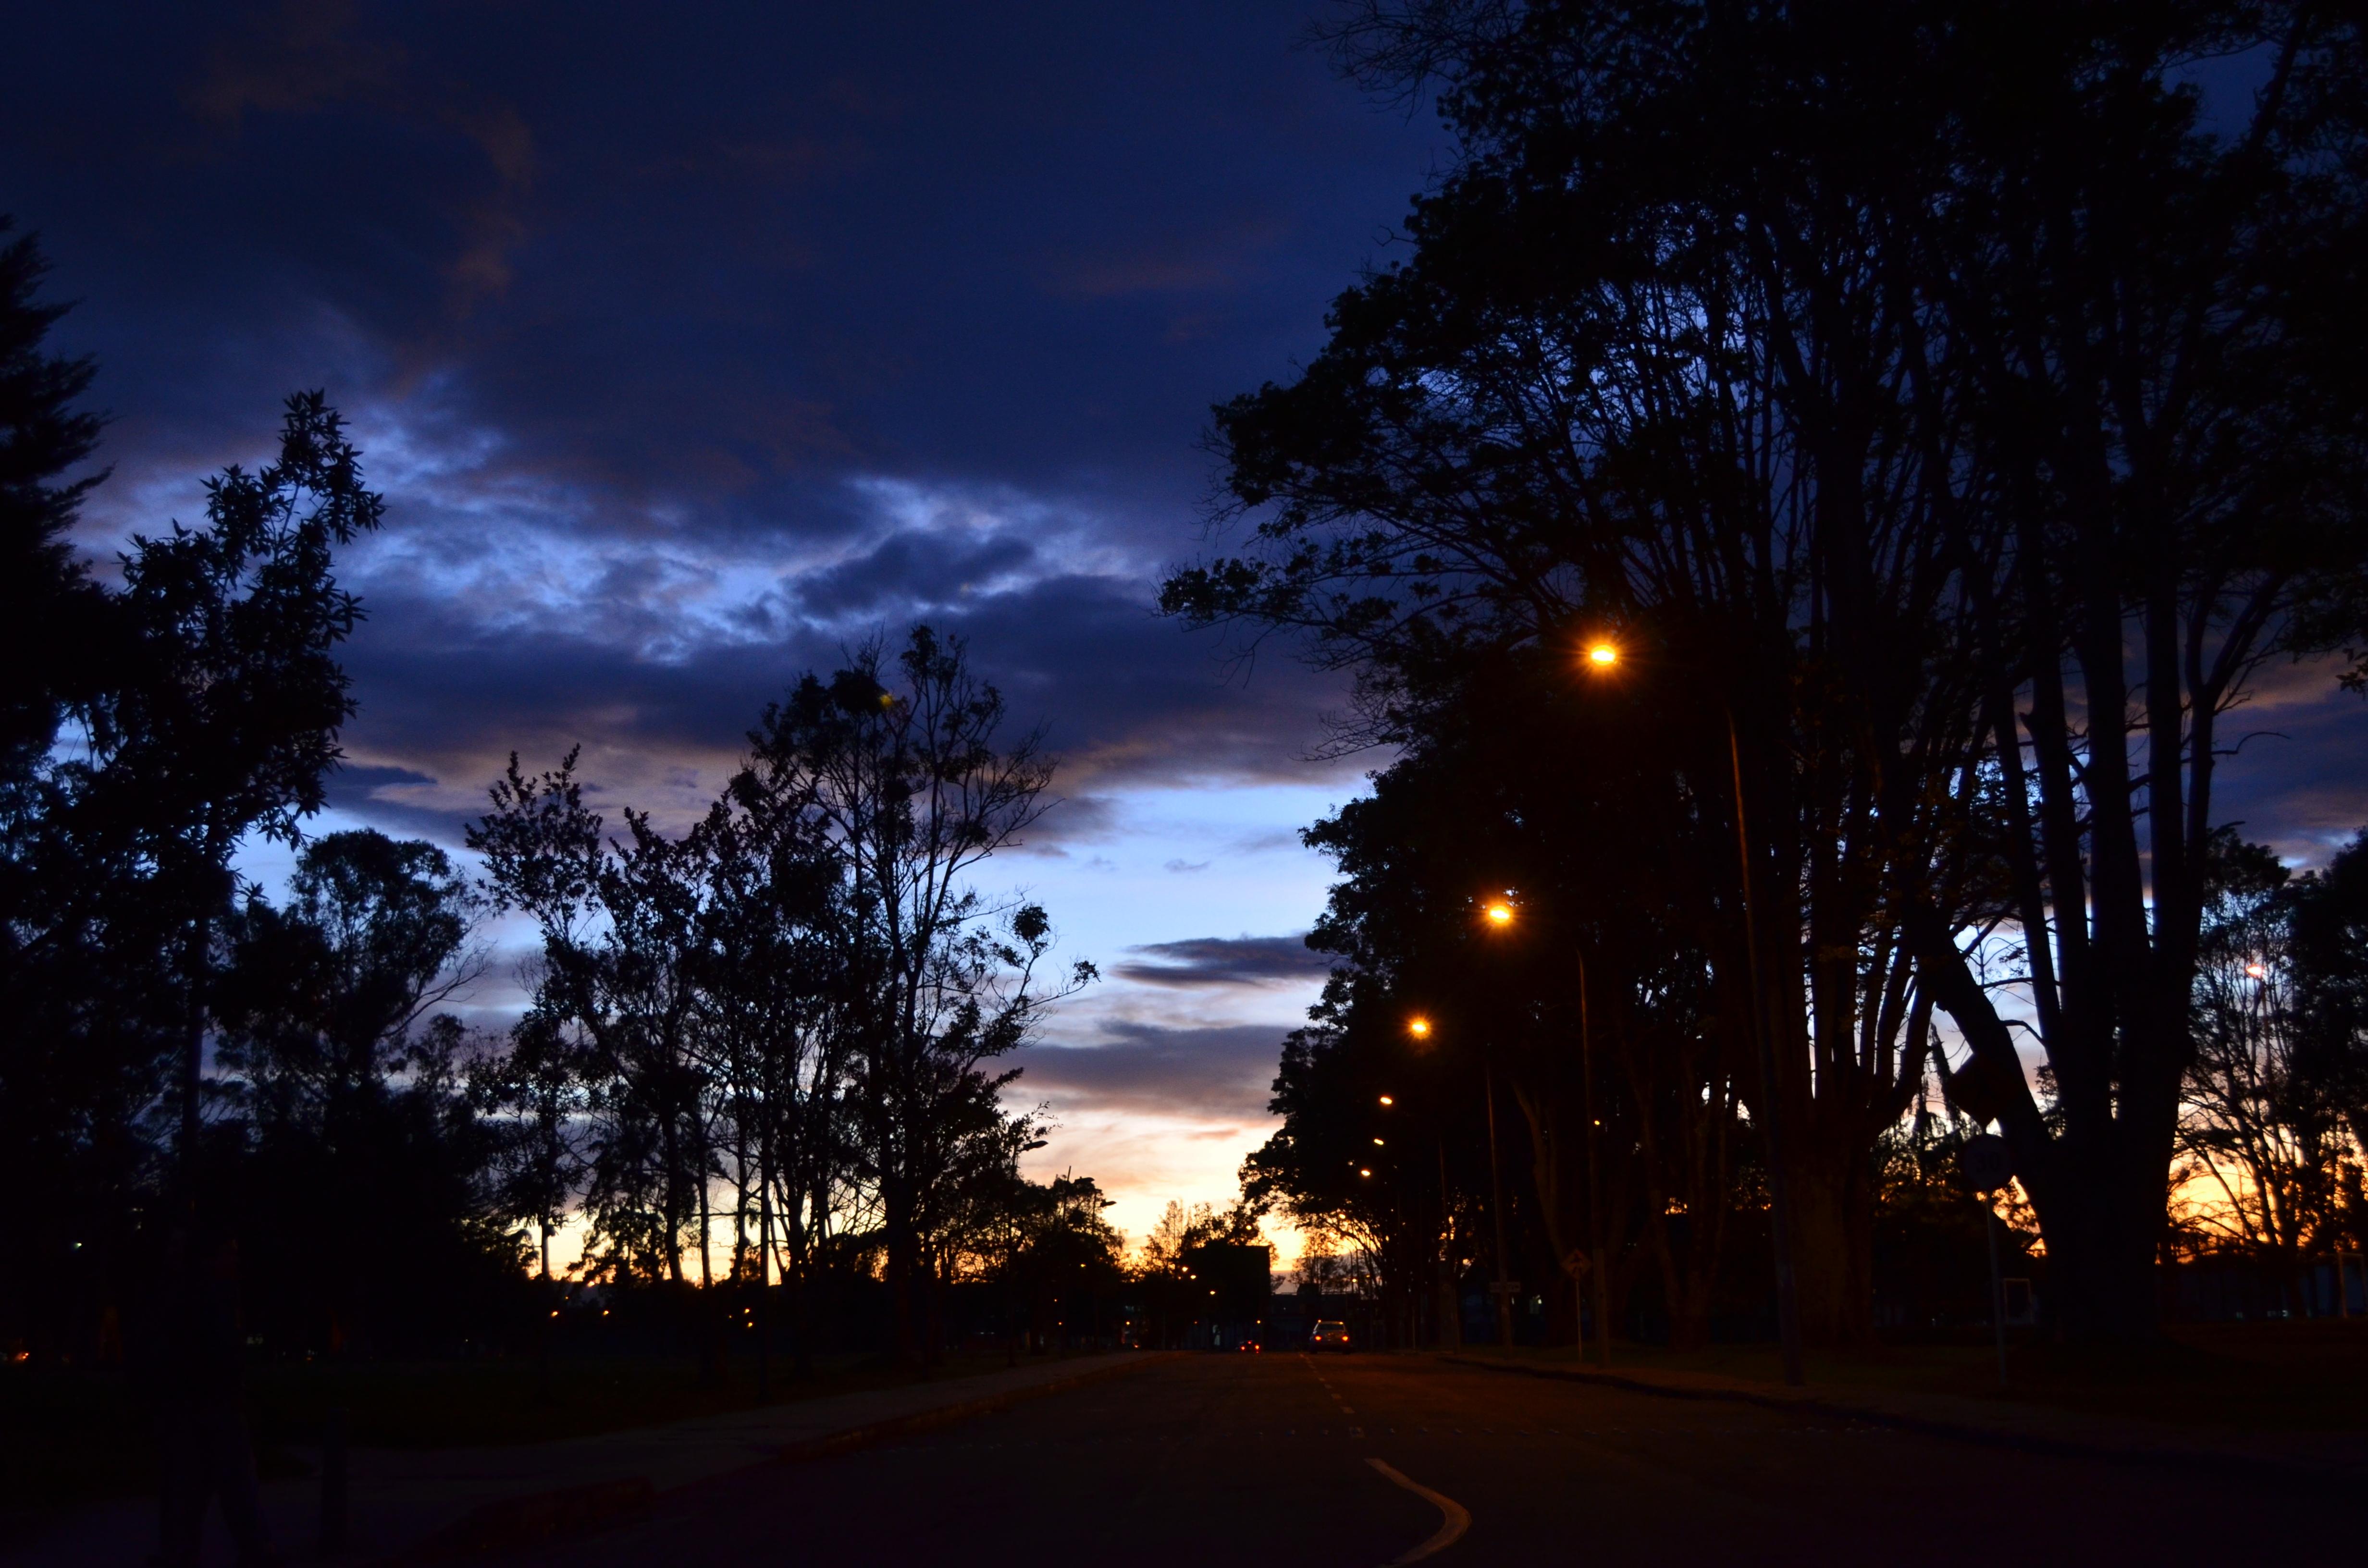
(73, 392, 386, 1176)
(1176, 0, 2366, 1342)
(1893, 1, 2368, 1336)
(742, 627, 1091, 1362)
(215, 830, 506, 1351)
(0, 216, 108, 780)
(1171, 0, 1995, 1338)
(2291, 832, 2368, 1169)
(2172, 832, 2352, 1294)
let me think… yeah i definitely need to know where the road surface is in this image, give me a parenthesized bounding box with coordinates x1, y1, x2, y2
(483, 1352, 2356, 1566)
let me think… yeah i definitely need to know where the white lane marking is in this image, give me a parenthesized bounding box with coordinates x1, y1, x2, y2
(1366, 1458, 1471, 1566)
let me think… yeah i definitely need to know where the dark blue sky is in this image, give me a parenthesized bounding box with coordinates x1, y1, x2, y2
(9, 3, 2361, 1242)
(8, 4, 1453, 797)
(5, 0, 1456, 1236)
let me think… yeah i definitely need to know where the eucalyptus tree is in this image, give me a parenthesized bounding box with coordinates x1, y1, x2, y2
(2172, 834, 2350, 1296)
(213, 829, 502, 1350)
(1175, 0, 2365, 1342)
(480, 1007, 589, 1286)
(742, 627, 1093, 1362)
(471, 751, 718, 1286)
(691, 777, 844, 1380)
(1171, 0, 1997, 1338)
(2292, 833, 2368, 1163)
(1880, 3, 2368, 1337)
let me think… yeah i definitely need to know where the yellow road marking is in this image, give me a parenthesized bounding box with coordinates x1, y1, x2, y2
(1366, 1457, 1471, 1565)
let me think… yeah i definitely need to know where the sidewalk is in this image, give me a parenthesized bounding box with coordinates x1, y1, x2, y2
(1437, 1351, 2368, 1483)
(4, 1351, 1168, 1567)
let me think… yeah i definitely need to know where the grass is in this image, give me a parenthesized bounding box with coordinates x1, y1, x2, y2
(0, 1346, 1050, 1529)
(1463, 1318, 2368, 1434)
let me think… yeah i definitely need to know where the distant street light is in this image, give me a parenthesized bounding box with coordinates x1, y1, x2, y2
(1407, 1016, 1433, 1041)
(1482, 899, 1516, 928)
(1585, 640, 1620, 668)
(1378, 1094, 1394, 1106)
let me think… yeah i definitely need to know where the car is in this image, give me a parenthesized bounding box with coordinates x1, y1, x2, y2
(1307, 1319, 1352, 1353)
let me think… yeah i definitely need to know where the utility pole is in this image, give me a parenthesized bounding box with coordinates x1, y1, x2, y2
(1729, 709, 1806, 1387)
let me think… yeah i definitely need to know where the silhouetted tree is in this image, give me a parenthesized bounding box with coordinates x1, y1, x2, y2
(1175, 0, 2368, 1343)
(0, 216, 108, 780)
(2293, 833, 2368, 1182)
(743, 627, 1093, 1364)
(2, 387, 383, 1358)
(214, 830, 510, 1351)
(77, 392, 386, 1177)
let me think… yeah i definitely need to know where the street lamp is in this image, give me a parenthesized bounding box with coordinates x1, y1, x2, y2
(1578, 629, 1805, 1387)
(1465, 914, 1524, 1352)
(1406, 1016, 1433, 1042)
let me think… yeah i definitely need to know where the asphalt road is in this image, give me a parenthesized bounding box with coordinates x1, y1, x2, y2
(485, 1353, 2357, 1567)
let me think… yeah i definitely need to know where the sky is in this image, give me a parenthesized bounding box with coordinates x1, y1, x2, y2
(4, 0, 1461, 1254)
(7, 4, 2363, 1257)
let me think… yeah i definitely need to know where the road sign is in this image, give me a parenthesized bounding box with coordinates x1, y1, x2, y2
(1960, 1133, 2013, 1193)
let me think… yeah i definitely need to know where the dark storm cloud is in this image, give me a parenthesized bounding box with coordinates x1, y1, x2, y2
(1011, 1022, 1284, 1121)
(8, 1, 1445, 526)
(13, 1, 2350, 870)
(4, 0, 1434, 826)
(324, 562, 1348, 846)
(795, 529, 1039, 617)
(1114, 935, 1331, 988)
(2207, 673, 2368, 868)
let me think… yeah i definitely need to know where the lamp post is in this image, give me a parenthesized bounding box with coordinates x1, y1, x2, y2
(1576, 952, 1611, 1370)
(1412, 1010, 1517, 1349)
(1584, 637, 1805, 1387)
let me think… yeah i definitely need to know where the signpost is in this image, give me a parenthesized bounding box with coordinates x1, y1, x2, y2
(1959, 1135, 2013, 1390)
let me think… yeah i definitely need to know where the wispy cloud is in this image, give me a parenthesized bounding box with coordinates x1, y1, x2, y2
(1113, 933, 1328, 989)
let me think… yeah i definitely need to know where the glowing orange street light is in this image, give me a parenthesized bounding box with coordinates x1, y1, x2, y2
(1585, 640, 1620, 669)
(1378, 1094, 1394, 1106)
(1407, 1017, 1433, 1041)
(1482, 899, 1516, 928)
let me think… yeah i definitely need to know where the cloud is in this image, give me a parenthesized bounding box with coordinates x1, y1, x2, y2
(1114, 933, 1328, 988)
(1011, 1020, 1284, 1121)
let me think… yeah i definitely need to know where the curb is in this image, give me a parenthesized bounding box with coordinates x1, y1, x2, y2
(1435, 1354, 2366, 1489)
(402, 1352, 1181, 1561)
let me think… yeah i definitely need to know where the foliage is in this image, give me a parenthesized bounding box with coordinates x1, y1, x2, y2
(473, 627, 1095, 1365)
(1172, 0, 2368, 1343)
(2174, 831, 2368, 1270)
